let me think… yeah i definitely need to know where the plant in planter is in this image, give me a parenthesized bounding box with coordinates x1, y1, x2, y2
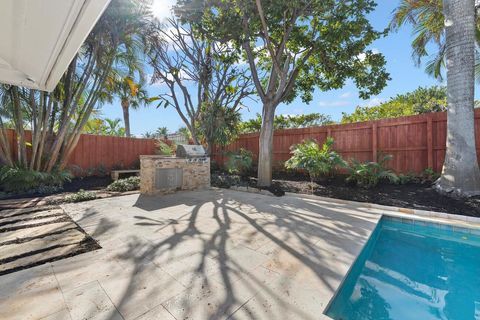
(285, 138, 346, 192)
(346, 154, 399, 188)
(225, 149, 253, 177)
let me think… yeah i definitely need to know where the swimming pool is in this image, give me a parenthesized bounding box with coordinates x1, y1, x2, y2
(325, 216, 480, 320)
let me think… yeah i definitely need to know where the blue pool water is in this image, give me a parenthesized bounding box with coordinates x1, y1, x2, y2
(325, 217, 480, 320)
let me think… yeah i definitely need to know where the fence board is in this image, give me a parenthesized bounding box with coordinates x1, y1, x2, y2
(213, 109, 480, 174)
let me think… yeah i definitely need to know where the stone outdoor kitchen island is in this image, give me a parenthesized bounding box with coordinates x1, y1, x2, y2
(140, 145, 210, 195)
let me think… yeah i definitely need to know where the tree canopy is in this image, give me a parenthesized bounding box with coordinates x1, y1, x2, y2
(175, 0, 390, 186)
(239, 113, 333, 133)
(341, 86, 447, 123)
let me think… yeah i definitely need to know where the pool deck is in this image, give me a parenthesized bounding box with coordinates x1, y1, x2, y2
(0, 189, 420, 320)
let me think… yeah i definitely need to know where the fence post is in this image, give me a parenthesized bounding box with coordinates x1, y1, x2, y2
(427, 117, 433, 169)
(372, 123, 377, 162)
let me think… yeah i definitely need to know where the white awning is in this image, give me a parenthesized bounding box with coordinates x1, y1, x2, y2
(0, 0, 111, 92)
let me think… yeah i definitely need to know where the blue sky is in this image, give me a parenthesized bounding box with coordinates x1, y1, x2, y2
(101, 0, 441, 137)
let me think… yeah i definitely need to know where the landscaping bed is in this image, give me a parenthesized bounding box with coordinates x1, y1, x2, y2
(211, 172, 480, 217)
(0, 176, 112, 201)
(0, 176, 140, 210)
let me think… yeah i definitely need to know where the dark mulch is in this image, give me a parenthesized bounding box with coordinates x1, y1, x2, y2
(62, 176, 112, 192)
(0, 176, 112, 201)
(211, 173, 480, 217)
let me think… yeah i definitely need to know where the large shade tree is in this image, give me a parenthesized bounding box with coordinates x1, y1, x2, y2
(0, 0, 152, 170)
(392, 0, 480, 196)
(175, 0, 389, 186)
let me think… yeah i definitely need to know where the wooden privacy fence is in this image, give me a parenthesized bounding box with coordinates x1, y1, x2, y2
(4, 129, 157, 175)
(213, 109, 480, 174)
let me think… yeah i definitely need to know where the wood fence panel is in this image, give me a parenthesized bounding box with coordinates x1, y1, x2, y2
(212, 109, 480, 174)
(2, 130, 157, 176)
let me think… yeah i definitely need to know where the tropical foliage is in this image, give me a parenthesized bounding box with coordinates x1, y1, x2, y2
(83, 118, 126, 136)
(390, 0, 480, 80)
(346, 155, 399, 188)
(107, 76, 149, 137)
(225, 148, 253, 176)
(239, 113, 333, 133)
(156, 140, 176, 155)
(197, 102, 242, 154)
(0, 0, 153, 172)
(285, 138, 346, 184)
(0, 166, 71, 194)
(341, 86, 447, 123)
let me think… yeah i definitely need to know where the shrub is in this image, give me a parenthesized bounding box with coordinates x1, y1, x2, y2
(397, 173, 418, 185)
(346, 155, 399, 188)
(421, 167, 440, 183)
(0, 166, 71, 194)
(64, 189, 96, 203)
(285, 138, 346, 183)
(156, 140, 175, 155)
(225, 148, 253, 176)
(106, 176, 140, 192)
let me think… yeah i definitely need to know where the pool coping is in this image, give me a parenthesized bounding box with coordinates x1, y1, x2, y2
(286, 192, 480, 229)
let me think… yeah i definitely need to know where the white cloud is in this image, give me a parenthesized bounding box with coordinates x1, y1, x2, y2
(361, 97, 385, 107)
(318, 100, 351, 108)
(152, 0, 176, 21)
(339, 92, 352, 99)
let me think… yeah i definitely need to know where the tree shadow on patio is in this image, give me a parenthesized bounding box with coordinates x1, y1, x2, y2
(91, 189, 379, 320)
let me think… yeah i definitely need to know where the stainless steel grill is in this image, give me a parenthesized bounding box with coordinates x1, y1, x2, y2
(176, 145, 208, 162)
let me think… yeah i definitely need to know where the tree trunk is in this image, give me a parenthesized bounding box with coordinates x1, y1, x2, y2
(435, 0, 480, 197)
(121, 99, 131, 137)
(11, 88, 28, 168)
(257, 102, 276, 186)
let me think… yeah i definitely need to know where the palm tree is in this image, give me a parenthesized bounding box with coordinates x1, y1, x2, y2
(104, 118, 126, 136)
(391, 0, 480, 80)
(392, 0, 480, 196)
(156, 126, 168, 139)
(435, 0, 480, 196)
(114, 76, 149, 137)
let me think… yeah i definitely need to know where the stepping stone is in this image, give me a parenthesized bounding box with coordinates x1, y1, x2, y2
(0, 228, 87, 260)
(0, 242, 91, 274)
(0, 205, 59, 219)
(0, 214, 67, 231)
(0, 221, 74, 243)
(0, 208, 63, 224)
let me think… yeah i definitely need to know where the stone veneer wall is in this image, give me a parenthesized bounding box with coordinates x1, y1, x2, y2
(140, 155, 210, 195)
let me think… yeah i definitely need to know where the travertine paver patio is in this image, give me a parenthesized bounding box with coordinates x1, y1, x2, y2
(0, 189, 382, 320)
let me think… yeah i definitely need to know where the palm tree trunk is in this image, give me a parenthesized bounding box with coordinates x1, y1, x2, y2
(435, 0, 480, 196)
(122, 99, 131, 137)
(257, 102, 276, 186)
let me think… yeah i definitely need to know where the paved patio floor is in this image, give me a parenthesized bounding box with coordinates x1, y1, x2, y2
(0, 189, 382, 320)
